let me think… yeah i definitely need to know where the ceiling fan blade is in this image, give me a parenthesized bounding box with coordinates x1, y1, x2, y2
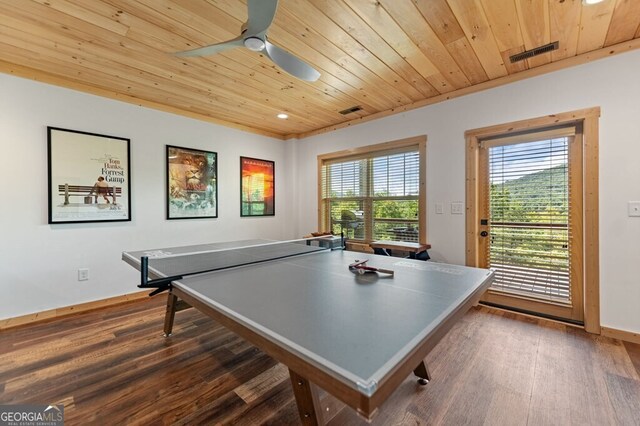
(175, 35, 244, 57)
(264, 40, 321, 82)
(246, 0, 279, 37)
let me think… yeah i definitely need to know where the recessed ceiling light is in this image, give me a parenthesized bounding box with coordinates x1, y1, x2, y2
(277, 113, 288, 119)
(583, 0, 604, 4)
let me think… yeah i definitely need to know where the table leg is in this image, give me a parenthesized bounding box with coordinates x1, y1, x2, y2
(163, 292, 178, 337)
(289, 369, 323, 425)
(413, 360, 431, 385)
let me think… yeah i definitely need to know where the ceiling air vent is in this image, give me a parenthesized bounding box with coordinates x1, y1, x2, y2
(339, 105, 363, 115)
(509, 41, 559, 63)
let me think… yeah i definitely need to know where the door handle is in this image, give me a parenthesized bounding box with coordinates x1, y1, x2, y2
(480, 231, 489, 237)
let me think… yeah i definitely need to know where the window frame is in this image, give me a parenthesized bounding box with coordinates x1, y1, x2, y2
(317, 135, 427, 245)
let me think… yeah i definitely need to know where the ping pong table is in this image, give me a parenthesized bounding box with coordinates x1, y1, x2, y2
(122, 238, 494, 424)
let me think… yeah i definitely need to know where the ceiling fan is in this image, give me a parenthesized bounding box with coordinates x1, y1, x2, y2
(175, 0, 321, 82)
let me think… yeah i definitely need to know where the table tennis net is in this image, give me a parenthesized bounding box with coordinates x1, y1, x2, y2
(140, 238, 340, 288)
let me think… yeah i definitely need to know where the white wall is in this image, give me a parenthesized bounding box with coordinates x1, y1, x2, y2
(294, 50, 640, 334)
(2, 50, 639, 335)
(0, 74, 295, 320)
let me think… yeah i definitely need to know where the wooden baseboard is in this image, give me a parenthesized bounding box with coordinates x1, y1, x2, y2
(0, 290, 150, 331)
(601, 326, 640, 344)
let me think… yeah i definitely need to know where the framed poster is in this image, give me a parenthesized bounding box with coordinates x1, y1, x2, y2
(240, 156, 275, 217)
(47, 127, 131, 224)
(167, 145, 218, 219)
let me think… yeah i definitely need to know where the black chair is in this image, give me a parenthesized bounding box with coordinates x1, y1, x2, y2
(373, 247, 393, 257)
(373, 245, 429, 261)
(415, 250, 430, 261)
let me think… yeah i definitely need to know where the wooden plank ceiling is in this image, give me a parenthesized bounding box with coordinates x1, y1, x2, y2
(1, 0, 639, 139)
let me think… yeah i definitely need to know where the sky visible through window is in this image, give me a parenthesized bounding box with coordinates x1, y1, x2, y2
(489, 138, 568, 185)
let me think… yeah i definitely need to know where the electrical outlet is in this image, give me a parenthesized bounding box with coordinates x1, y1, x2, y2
(451, 202, 464, 215)
(78, 268, 89, 281)
(435, 203, 443, 214)
(629, 201, 640, 217)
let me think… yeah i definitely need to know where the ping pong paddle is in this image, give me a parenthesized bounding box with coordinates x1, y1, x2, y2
(349, 259, 394, 276)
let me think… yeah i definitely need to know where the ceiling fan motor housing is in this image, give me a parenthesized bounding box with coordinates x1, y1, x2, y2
(244, 37, 266, 52)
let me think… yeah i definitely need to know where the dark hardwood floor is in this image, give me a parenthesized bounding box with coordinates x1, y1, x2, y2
(1, 297, 639, 425)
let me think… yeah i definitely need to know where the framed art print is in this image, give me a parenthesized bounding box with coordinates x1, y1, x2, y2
(240, 156, 274, 217)
(47, 127, 131, 224)
(167, 145, 218, 219)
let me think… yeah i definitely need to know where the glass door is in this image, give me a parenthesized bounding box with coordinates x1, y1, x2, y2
(478, 127, 584, 322)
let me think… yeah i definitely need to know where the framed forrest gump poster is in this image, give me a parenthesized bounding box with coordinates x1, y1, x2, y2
(167, 145, 218, 219)
(240, 156, 275, 217)
(47, 127, 131, 224)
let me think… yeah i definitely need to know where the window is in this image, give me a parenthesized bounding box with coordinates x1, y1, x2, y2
(318, 136, 426, 244)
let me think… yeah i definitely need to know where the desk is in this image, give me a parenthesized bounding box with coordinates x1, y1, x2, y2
(123, 239, 492, 424)
(369, 240, 431, 259)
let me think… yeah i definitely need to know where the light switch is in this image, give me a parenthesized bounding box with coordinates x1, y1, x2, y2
(451, 202, 464, 215)
(629, 201, 640, 217)
(435, 203, 443, 214)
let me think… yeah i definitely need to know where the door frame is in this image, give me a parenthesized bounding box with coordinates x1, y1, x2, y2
(465, 107, 601, 334)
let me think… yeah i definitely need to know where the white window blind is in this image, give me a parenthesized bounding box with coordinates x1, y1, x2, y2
(321, 148, 421, 242)
(483, 129, 574, 303)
